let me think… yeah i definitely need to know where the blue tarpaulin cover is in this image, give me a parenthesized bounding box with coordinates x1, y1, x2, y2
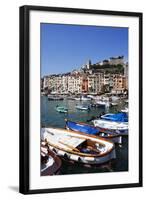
(101, 112, 128, 122)
(66, 121, 99, 135)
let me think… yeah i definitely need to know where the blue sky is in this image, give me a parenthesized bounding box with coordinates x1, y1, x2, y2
(41, 23, 128, 77)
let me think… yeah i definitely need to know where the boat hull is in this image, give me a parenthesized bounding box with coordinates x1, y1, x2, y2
(101, 112, 128, 122)
(76, 106, 90, 111)
(65, 120, 122, 144)
(56, 106, 68, 113)
(98, 133, 122, 144)
(93, 119, 128, 135)
(121, 108, 128, 113)
(96, 102, 110, 108)
(42, 127, 116, 165)
(48, 96, 64, 101)
(56, 109, 68, 113)
(49, 145, 116, 165)
(41, 149, 62, 176)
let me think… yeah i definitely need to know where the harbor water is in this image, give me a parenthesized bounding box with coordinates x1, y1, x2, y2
(41, 95, 128, 175)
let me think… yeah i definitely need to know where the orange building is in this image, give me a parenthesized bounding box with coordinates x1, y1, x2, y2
(82, 78, 88, 93)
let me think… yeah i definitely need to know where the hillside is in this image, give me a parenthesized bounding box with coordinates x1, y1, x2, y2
(90, 64, 124, 74)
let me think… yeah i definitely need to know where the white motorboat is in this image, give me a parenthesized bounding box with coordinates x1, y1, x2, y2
(74, 97, 81, 101)
(100, 112, 128, 122)
(48, 95, 64, 101)
(42, 128, 116, 165)
(75, 105, 90, 111)
(96, 101, 110, 108)
(111, 96, 120, 102)
(81, 96, 91, 101)
(92, 119, 128, 135)
(74, 96, 91, 101)
(87, 95, 97, 100)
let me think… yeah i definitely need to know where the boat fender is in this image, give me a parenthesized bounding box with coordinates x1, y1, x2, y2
(57, 150, 65, 156)
(85, 157, 95, 162)
(70, 154, 79, 161)
(119, 136, 122, 144)
(41, 141, 46, 146)
(49, 146, 53, 151)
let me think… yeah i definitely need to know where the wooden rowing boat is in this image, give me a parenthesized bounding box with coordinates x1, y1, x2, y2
(42, 128, 116, 165)
(41, 142, 62, 176)
(65, 119, 122, 144)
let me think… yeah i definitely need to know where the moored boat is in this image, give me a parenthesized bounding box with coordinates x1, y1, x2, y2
(56, 105, 68, 113)
(74, 96, 91, 101)
(111, 102, 118, 106)
(74, 97, 81, 101)
(90, 103, 98, 108)
(93, 119, 128, 135)
(111, 96, 120, 102)
(81, 96, 91, 101)
(41, 142, 62, 175)
(75, 105, 90, 111)
(48, 95, 64, 101)
(101, 112, 128, 122)
(87, 95, 97, 100)
(65, 119, 122, 144)
(96, 100, 110, 108)
(67, 96, 75, 100)
(42, 127, 116, 165)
